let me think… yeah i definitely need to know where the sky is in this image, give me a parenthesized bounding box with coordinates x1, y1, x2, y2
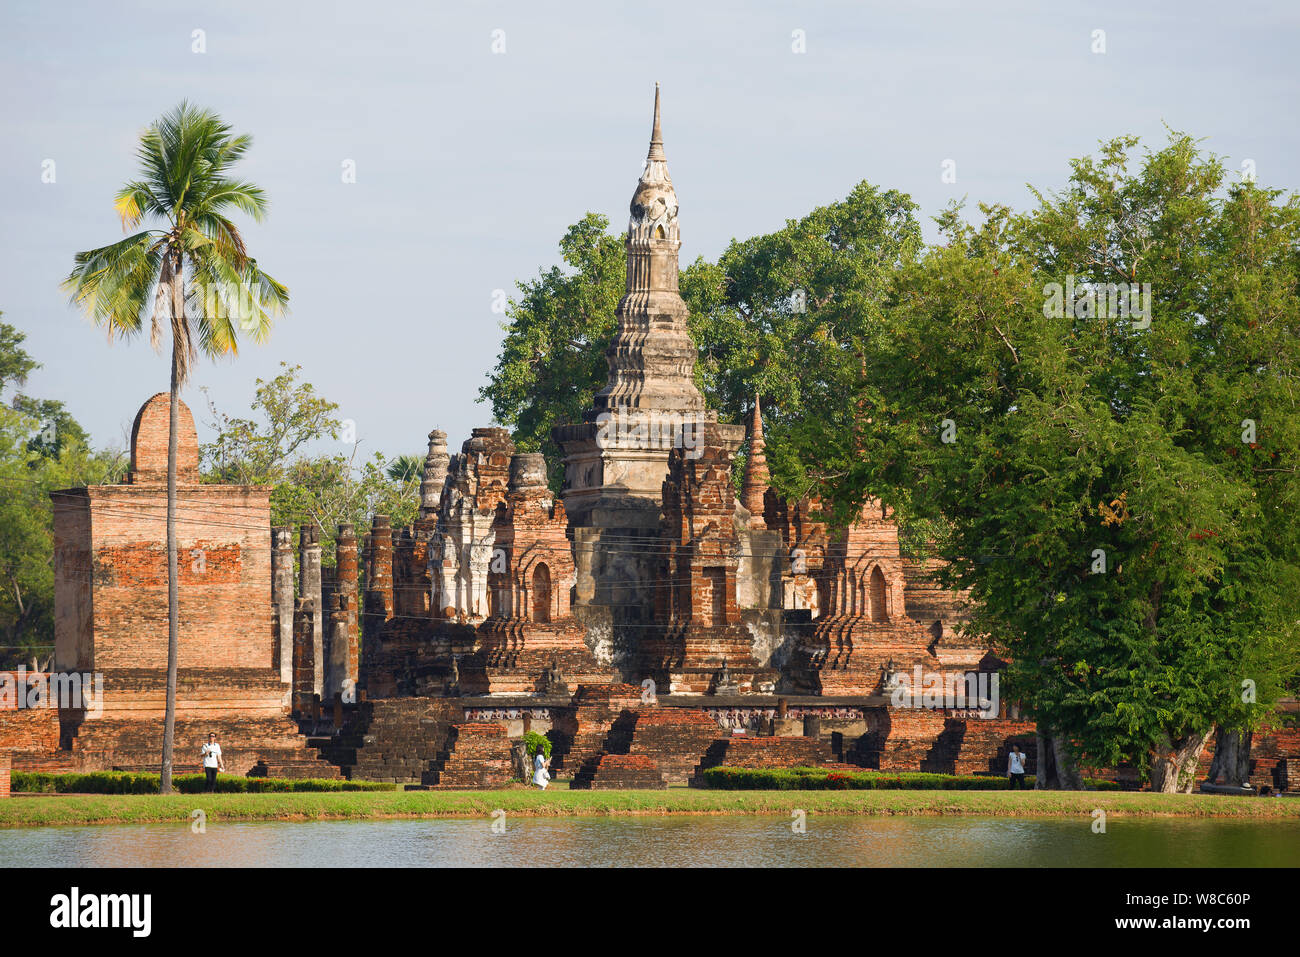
(2, 0, 1297, 463)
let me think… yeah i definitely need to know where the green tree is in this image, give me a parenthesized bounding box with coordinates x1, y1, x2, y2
(0, 320, 124, 668)
(200, 363, 421, 562)
(480, 213, 626, 482)
(482, 186, 922, 493)
(14, 396, 91, 459)
(790, 135, 1300, 791)
(696, 181, 921, 449)
(201, 362, 341, 486)
(63, 103, 289, 793)
(271, 451, 421, 557)
(0, 320, 37, 392)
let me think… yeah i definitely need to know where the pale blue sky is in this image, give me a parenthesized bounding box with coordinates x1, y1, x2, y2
(2, 0, 1297, 461)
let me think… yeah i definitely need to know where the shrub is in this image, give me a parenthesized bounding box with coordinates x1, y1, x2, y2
(700, 766, 1121, 791)
(11, 771, 396, 794)
(523, 731, 552, 759)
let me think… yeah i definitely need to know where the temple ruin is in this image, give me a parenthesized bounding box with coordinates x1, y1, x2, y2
(3, 88, 1296, 794)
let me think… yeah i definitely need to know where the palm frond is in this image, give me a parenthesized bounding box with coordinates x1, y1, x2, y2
(114, 181, 167, 230)
(190, 179, 269, 223)
(71, 101, 287, 366)
(186, 247, 287, 355)
(62, 231, 162, 338)
(190, 212, 248, 267)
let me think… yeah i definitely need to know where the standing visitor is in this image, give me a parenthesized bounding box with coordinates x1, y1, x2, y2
(532, 746, 551, 790)
(201, 732, 225, 792)
(1007, 744, 1027, 789)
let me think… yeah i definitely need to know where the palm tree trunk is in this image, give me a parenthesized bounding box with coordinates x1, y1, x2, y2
(160, 260, 183, 795)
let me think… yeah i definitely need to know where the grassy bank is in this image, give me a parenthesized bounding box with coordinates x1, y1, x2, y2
(2, 787, 1299, 829)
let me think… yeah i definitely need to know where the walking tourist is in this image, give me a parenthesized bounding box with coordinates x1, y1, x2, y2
(201, 732, 225, 792)
(532, 746, 551, 790)
(1007, 744, 1027, 789)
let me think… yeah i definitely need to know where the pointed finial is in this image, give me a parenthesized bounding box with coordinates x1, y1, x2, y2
(741, 394, 769, 526)
(648, 82, 665, 162)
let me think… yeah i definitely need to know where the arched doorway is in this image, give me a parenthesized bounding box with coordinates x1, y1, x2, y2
(532, 564, 552, 623)
(869, 566, 888, 622)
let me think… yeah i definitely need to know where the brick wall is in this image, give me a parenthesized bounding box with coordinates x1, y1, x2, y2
(83, 486, 273, 672)
(0, 672, 67, 758)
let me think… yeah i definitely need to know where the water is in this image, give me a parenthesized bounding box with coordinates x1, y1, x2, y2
(2, 816, 1297, 867)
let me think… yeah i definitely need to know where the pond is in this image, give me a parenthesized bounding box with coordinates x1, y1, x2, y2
(3, 815, 1298, 867)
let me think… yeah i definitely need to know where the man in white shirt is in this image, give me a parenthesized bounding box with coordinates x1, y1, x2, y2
(1007, 744, 1027, 789)
(201, 733, 225, 792)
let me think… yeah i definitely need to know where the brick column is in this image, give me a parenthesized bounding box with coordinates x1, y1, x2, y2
(330, 523, 359, 697)
(271, 525, 295, 684)
(361, 515, 393, 689)
(292, 598, 316, 717)
(0, 751, 10, 798)
(299, 524, 324, 696)
(364, 515, 393, 625)
(326, 592, 350, 701)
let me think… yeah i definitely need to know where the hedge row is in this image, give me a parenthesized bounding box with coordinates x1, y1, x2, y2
(701, 766, 1120, 791)
(12, 771, 396, 794)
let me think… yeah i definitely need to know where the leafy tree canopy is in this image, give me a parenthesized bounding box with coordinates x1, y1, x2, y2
(782, 133, 1300, 787)
(0, 319, 124, 667)
(200, 362, 421, 561)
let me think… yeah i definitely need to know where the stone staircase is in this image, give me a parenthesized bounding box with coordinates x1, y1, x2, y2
(571, 753, 667, 789)
(563, 706, 727, 788)
(919, 718, 1036, 776)
(422, 723, 514, 789)
(624, 708, 726, 784)
(865, 710, 1034, 775)
(314, 698, 463, 783)
(548, 684, 643, 777)
(568, 706, 727, 789)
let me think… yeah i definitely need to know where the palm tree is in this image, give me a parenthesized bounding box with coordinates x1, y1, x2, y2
(64, 102, 288, 793)
(386, 454, 425, 485)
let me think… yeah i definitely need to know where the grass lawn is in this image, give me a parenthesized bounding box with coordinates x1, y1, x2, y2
(2, 786, 1299, 828)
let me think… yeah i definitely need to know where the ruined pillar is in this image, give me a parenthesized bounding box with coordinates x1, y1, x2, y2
(331, 522, 359, 698)
(392, 525, 421, 619)
(271, 525, 295, 684)
(361, 515, 393, 688)
(365, 515, 393, 621)
(420, 429, 449, 521)
(291, 597, 316, 717)
(326, 591, 351, 703)
(299, 524, 324, 696)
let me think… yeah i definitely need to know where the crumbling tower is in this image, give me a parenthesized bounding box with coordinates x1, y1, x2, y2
(554, 86, 743, 670)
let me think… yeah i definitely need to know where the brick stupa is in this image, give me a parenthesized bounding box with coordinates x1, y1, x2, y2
(49, 393, 337, 776)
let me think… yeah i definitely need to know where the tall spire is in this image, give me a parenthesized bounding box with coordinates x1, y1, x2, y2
(648, 81, 665, 161)
(628, 82, 678, 247)
(586, 84, 702, 416)
(741, 395, 769, 526)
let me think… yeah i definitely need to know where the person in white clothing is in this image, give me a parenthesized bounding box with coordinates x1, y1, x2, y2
(1007, 744, 1027, 789)
(201, 733, 225, 792)
(532, 748, 551, 790)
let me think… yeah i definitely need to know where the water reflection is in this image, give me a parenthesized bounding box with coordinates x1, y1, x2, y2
(2, 816, 1297, 868)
